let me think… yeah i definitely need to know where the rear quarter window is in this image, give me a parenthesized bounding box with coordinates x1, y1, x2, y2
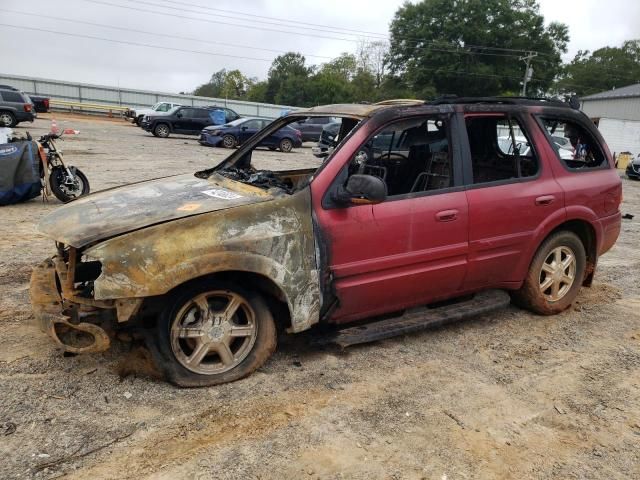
(1, 91, 24, 103)
(538, 117, 608, 170)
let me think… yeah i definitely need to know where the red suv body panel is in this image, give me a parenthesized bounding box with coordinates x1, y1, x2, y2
(311, 102, 621, 324)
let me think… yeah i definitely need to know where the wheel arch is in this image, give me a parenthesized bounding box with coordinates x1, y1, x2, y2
(546, 219, 598, 286)
(160, 270, 293, 332)
(153, 121, 172, 132)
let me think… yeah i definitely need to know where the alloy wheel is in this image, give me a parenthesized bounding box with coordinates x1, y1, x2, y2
(170, 290, 258, 375)
(156, 125, 169, 137)
(280, 139, 292, 152)
(0, 113, 13, 126)
(223, 135, 236, 148)
(539, 246, 576, 302)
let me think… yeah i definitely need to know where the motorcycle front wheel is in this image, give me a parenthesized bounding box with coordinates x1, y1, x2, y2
(50, 166, 90, 203)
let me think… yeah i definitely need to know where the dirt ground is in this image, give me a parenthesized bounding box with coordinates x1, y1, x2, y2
(1, 113, 639, 480)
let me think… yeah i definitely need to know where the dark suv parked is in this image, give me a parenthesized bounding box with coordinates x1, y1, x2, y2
(142, 106, 240, 138)
(0, 88, 36, 127)
(290, 116, 336, 142)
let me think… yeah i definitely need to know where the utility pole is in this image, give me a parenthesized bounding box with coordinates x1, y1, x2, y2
(520, 51, 538, 96)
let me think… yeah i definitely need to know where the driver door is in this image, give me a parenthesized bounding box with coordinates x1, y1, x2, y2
(314, 115, 469, 324)
(173, 108, 196, 133)
(238, 119, 262, 144)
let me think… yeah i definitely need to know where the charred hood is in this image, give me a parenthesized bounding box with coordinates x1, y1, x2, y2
(38, 173, 272, 248)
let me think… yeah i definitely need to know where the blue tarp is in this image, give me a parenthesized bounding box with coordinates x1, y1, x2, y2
(0, 141, 41, 205)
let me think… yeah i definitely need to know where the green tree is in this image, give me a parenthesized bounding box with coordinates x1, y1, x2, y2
(246, 81, 269, 103)
(388, 0, 569, 97)
(557, 40, 640, 96)
(265, 53, 312, 105)
(193, 69, 228, 97)
(220, 70, 252, 99)
(306, 53, 361, 105)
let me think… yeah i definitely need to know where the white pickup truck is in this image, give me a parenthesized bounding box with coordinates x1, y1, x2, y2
(126, 102, 182, 125)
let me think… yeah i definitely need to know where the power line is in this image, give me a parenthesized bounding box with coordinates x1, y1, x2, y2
(124, 0, 385, 40)
(0, 22, 606, 94)
(151, 0, 548, 58)
(0, 8, 334, 60)
(153, 0, 389, 38)
(81, 0, 362, 43)
(82, 0, 552, 61)
(79, 0, 548, 63)
(0, 23, 275, 62)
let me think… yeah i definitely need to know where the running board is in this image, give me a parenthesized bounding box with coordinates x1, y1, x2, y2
(323, 289, 510, 348)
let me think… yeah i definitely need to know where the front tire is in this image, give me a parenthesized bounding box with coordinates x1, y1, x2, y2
(49, 166, 90, 203)
(149, 281, 277, 387)
(222, 134, 237, 148)
(153, 123, 170, 138)
(512, 231, 586, 315)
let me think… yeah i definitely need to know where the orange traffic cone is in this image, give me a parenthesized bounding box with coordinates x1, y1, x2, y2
(51, 118, 59, 134)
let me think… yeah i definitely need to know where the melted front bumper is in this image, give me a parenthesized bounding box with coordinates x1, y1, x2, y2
(30, 258, 111, 354)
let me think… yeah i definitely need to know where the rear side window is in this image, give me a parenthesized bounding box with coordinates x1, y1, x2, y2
(1, 91, 24, 103)
(194, 109, 211, 119)
(539, 117, 607, 170)
(465, 115, 539, 184)
(225, 109, 239, 121)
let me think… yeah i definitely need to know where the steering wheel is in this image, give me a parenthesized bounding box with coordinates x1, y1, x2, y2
(377, 152, 408, 164)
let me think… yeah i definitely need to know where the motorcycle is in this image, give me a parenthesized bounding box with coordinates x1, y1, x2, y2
(36, 131, 90, 203)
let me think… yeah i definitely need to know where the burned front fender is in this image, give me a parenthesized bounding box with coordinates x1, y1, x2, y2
(84, 188, 321, 332)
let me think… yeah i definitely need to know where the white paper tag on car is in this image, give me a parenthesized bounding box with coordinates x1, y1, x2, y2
(201, 189, 243, 200)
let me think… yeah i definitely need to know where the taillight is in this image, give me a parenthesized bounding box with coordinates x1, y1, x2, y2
(24, 104, 32, 112)
(44, 99, 49, 109)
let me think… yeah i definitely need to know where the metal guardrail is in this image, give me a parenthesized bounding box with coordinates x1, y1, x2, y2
(0, 73, 296, 119)
(50, 100, 129, 117)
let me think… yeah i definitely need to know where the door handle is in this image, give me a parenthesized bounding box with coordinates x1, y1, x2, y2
(535, 195, 556, 206)
(436, 209, 458, 222)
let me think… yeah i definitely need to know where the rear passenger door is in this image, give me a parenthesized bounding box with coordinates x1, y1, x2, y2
(461, 112, 565, 289)
(193, 108, 214, 132)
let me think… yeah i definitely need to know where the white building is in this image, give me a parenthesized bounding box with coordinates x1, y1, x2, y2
(581, 83, 640, 158)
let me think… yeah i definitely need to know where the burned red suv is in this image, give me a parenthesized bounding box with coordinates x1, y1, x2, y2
(31, 98, 621, 386)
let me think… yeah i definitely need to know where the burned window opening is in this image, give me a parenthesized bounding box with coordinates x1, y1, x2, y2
(218, 167, 296, 194)
(198, 115, 363, 195)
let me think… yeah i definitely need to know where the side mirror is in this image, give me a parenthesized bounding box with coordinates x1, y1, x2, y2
(176, 112, 183, 118)
(241, 126, 248, 131)
(333, 174, 387, 206)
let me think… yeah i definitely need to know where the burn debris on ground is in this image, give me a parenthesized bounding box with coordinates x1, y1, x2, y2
(218, 167, 294, 194)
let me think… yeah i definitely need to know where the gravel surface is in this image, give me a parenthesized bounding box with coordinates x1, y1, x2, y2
(1, 113, 639, 480)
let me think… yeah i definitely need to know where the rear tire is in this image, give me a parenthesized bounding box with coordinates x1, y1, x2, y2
(279, 138, 293, 153)
(153, 123, 170, 138)
(512, 231, 586, 315)
(49, 166, 90, 203)
(148, 281, 277, 387)
(0, 111, 16, 127)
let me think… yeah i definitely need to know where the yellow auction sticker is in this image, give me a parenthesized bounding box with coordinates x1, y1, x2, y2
(177, 203, 202, 212)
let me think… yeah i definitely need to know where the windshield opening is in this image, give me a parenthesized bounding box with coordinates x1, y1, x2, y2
(195, 114, 362, 195)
